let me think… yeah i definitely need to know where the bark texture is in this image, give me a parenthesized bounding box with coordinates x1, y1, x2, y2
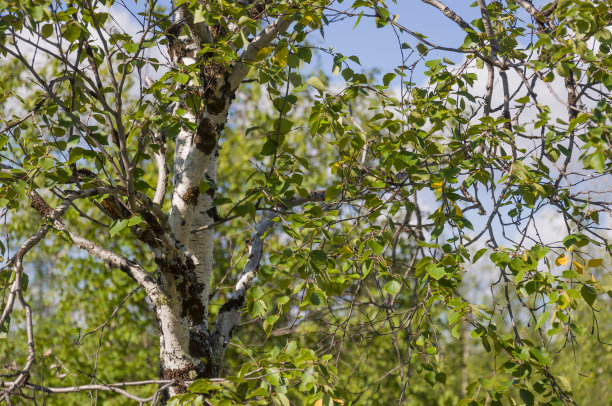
(153, 4, 292, 398)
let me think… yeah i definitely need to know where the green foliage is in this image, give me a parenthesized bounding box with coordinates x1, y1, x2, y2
(0, 0, 610, 404)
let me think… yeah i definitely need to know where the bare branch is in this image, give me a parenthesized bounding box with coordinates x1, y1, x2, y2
(26, 190, 161, 302)
(421, 0, 473, 31)
(211, 212, 276, 366)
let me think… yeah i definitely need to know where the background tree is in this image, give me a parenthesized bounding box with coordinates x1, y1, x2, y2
(0, 0, 610, 404)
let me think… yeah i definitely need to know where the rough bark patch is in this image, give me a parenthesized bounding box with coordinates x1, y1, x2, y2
(181, 186, 200, 205)
(194, 117, 217, 155)
(29, 190, 53, 217)
(67, 167, 96, 183)
(205, 96, 227, 116)
(248, 1, 267, 19)
(166, 23, 195, 64)
(162, 262, 205, 324)
(161, 366, 193, 394)
(139, 211, 164, 234)
(101, 196, 131, 219)
(188, 330, 211, 359)
(181, 292, 205, 324)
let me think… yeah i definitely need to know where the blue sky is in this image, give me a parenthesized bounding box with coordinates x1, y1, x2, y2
(313, 1, 481, 79)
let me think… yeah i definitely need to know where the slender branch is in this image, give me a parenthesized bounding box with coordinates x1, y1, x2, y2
(421, 0, 473, 31)
(0, 380, 199, 403)
(211, 212, 276, 361)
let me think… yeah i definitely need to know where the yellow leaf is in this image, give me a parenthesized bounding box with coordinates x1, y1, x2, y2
(274, 47, 289, 69)
(255, 46, 273, 61)
(551, 312, 557, 325)
(572, 261, 583, 274)
(523, 251, 528, 262)
(588, 258, 603, 268)
(555, 254, 569, 266)
(339, 245, 353, 255)
(452, 203, 463, 216)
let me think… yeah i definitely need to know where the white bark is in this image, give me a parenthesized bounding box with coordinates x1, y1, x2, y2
(169, 111, 204, 244)
(187, 150, 217, 330)
(156, 289, 208, 377)
(153, 139, 168, 206)
(211, 213, 275, 369)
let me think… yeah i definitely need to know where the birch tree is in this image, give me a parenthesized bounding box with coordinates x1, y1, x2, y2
(0, 0, 610, 404)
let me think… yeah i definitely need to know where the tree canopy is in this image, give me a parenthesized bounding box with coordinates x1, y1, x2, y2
(0, 0, 611, 404)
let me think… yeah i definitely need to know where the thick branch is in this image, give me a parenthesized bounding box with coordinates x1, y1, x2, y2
(228, 14, 293, 90)
(27, 191, 161, 302)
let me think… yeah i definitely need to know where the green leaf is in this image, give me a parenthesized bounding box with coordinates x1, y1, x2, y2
(310, 250, 327, 265)
(588, 258, 603, 268)
(193, 5, 205, 24)
(382, 72, 396, 86)
(375, 5, 389, 20)
(307, 76, 326, 92)
(580, 285, 597, 306)
(519, 388, 535, 406)
(189, 379, 222, 392)
(427, 264, 446, 280)
(325, 185, 341, 200)
(0, 316, 10, 339)
(536, 310, 550, 329)
(590, 149, 605, 173)
(557, 375, 572, 393)
(109, 219, 129, 236)
(260, 139, 278, 156)
(472, 248, 487, 263)
(20, 273, 29, 293)
(173, 73, 190, 85)
(367, 240, 384, 255)
(529, 347, 551, 365)
(41, 24, 54, 39)
(556, 61, 570, 77)
(516, 96, 530, 104)
(275, 392, 290, 406)
(248, 299, 267, 317)
(62, 23, 83, 42)
(127, 215, 143, 226)
(384, 280, 401, 295)
(424, 371, 436, 386)
(263, 315, 279, 336)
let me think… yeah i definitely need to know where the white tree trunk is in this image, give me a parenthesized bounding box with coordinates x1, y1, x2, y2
(153, 6, 292, 398)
